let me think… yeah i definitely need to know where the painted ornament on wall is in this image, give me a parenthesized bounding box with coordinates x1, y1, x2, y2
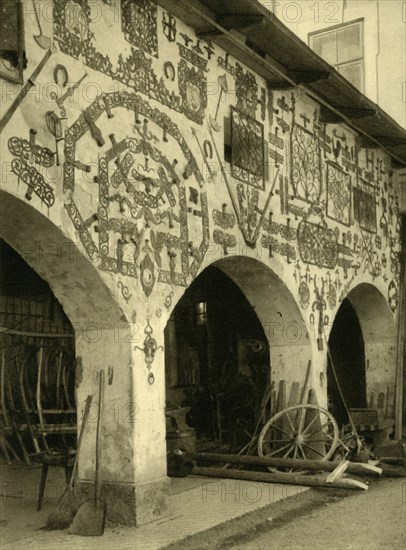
(388, 280, 399, 312)
(63, 91, 210, 294)
(291, 123, 322, 203)
(178, 59, 207, 125)
(53, 0, 182, 113)
(297, 220, 338, 269)
(162, 11, 176, 42)
(235, 63, 258, 118)
(354, 177, 377, 234)
(230, 106, 265, 189)
(326, 162, 351, 226)
(121, 0, 158, 57)
(8, 130, 55, 207)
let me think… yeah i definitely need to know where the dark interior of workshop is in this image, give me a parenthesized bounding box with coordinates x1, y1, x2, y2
(0, 239, 76, 472)
(327, 297, 367, 425)
(165, 265, 269, 453)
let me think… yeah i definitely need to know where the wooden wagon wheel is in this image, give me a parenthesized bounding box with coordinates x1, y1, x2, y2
(257, 404, 339, 469)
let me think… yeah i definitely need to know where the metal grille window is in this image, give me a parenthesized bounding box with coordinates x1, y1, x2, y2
(0, 0, 25, 83)
(309, 20, 364, 92)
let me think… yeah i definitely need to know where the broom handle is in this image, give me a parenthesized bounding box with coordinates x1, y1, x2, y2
(69, 395, 93, 490)
(95, 370, 104, 502)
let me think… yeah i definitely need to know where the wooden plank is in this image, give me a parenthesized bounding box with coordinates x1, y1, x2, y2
(300, 360, 312, 405)
(287, 382, 300, 407)
(275, 380, 290, 440)
(276, 380, 286, 413)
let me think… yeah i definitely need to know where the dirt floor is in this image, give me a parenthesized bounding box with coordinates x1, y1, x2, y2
(164, 477, 405, 550)
(0, 459, 404, 550)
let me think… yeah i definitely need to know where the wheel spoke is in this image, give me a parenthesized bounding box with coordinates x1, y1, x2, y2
(284, 411, 296, 432)
(301, 414, 318, 436)
(298, 443, 307, 459)
(301, 441, 325, 457)
(259, 405, 339, 465)
(266, 443, 294, 457)
(266, 423, 293, 438)
(263, 439, 293, 445)
(283, 444, 296, 458)
(305, 422, 331, 438)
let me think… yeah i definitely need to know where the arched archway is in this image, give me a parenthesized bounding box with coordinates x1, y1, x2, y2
(327, 298, 367, 424)
(328, 283, 397, 424)
(0, 190, 124, 329)
(0, 191, 138, 487)
(165, 256, 311, 452)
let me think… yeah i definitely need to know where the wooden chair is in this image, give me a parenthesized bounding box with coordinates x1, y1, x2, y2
(17, 341, 77, 510)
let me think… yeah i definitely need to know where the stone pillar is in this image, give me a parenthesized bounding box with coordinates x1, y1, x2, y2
(74, 325, 169, 526)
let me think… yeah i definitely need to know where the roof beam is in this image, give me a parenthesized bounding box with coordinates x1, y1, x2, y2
(355, 135, 379, 148)
(356, 134, 406, 148)
(371, 136, 406, 147)
(288, 70, 330, 84)
(216, 14, 266, 31)
(320, 105, 378, 123)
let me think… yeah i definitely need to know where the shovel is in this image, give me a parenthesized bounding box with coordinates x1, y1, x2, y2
(69, 370, 106, 536)
(33, 2, 52, 50)
(45, 395, 93, 530)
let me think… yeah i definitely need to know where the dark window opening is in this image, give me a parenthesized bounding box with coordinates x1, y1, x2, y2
(0, 0, 26, 83)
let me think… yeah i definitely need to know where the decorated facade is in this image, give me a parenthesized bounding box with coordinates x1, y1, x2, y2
(0, 0, 404, 525)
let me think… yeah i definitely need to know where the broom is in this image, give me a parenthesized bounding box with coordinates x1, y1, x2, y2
(45, 394, 93, 530)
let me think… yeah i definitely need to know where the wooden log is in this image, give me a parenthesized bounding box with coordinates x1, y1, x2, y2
(192, 466, 368, 490)
(190, 452, 382, 476)
(326, 460, 349, 482)
(381, 467, 406, 478)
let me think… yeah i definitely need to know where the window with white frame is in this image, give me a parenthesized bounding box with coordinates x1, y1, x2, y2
(309, 20, 364, 92)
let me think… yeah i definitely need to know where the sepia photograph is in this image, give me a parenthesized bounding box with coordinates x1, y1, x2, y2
(0, 0, 405, 548)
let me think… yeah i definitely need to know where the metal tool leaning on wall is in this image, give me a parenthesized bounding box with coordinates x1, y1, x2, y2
(69, 370, 106, 537)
